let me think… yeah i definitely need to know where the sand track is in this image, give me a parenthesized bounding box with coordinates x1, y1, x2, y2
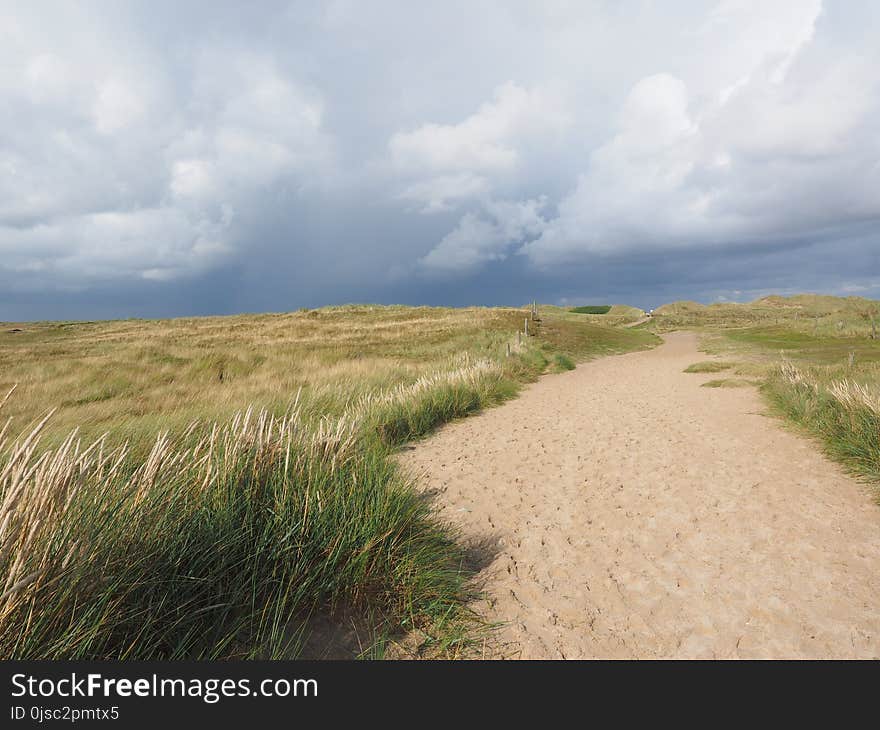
(399, 332, 880, 658)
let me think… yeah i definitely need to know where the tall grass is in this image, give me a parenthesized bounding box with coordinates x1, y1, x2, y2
(355, 355, 513, 445)
(764, 361, 880, 485)
(0, 306, 658, 658)
(0, 392, 470, 658)
(0, 353, 525, 659)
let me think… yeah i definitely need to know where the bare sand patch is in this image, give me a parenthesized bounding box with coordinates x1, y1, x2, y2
(399, 332, 880, 658)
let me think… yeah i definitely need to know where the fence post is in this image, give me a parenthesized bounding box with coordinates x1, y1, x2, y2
(524, 318, 529, 337)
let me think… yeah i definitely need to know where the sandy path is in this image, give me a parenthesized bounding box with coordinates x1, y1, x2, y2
(398, 332, 880, 658)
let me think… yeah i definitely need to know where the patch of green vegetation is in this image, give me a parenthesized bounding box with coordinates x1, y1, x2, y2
(537, 314, 659, 361)
(552, 353, 576, 371)
(763, 364, 880, 487)
(570, 305, 612, 314)
(701, 378, 752, 388)
(0, 408, 472, 660)
(648, 293, 880, 339)
(684, 361, 735, 373)
(723, 328, 880, 366)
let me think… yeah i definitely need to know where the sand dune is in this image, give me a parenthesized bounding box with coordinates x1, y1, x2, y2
(400, 332, 880, 658)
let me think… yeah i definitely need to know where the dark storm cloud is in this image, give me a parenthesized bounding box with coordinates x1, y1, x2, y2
(1, 0, 879, 322)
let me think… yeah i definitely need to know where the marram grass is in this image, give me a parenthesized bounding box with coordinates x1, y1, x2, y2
(764, 361, 880, 486)
(0, 395, 468, 659)
(0, 306, 659, 658)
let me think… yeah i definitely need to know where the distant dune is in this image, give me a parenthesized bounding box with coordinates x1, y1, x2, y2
(653, 300, 707, 315)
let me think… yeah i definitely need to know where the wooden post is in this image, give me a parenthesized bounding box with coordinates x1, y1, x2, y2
(524, 318, 529, 337)
(506, 342, 511, 357)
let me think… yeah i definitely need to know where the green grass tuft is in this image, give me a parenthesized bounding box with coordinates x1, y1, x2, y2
(684, 361, 735, 373)
(701, 378, 752, 388)
(762, 362, 880, 486)
(552, 354, 576, 371)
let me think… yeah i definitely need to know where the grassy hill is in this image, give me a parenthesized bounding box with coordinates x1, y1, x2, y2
(547, 303, 645, 326)
(650, 294, 879, 337)
(0, 304, 657, 659)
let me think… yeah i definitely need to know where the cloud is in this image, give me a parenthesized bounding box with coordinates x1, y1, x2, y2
(93, 77, 146, 134)
(0, 207, 231, 291)
(398, 173, 491, 213)
(2, 0, 880, 320)
(389, 81, 571, 210)
(419, 197, 548, 275)
(522, 1, 880, 267)
(0, 14, 330, 292)
(389, 82, 570, 173)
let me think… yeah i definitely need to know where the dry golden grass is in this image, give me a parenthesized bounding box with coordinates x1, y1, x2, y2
(0, 303, 659, 658)
(766, 359, 880, 485)
(651, 294, 880, 338)
(0, 306, 531, 450)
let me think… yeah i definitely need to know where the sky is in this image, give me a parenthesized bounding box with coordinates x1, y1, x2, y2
(1, 0, 879, 321)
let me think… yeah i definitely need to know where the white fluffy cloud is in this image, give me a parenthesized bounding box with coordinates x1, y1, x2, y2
(2, 0, 880, 316)
(386, 0, 880, 280)
(0, 208, 230, 288)
(390, 82, 570, 173)
(420, 197, 548, 275)
(390, 82, 570, 211)
(0, 12, 330, 290)
(523, 2, 880, 267)
(398, 173, 491, 213)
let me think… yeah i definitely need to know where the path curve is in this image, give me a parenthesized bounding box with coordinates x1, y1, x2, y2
(399, 332, 880, 658)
